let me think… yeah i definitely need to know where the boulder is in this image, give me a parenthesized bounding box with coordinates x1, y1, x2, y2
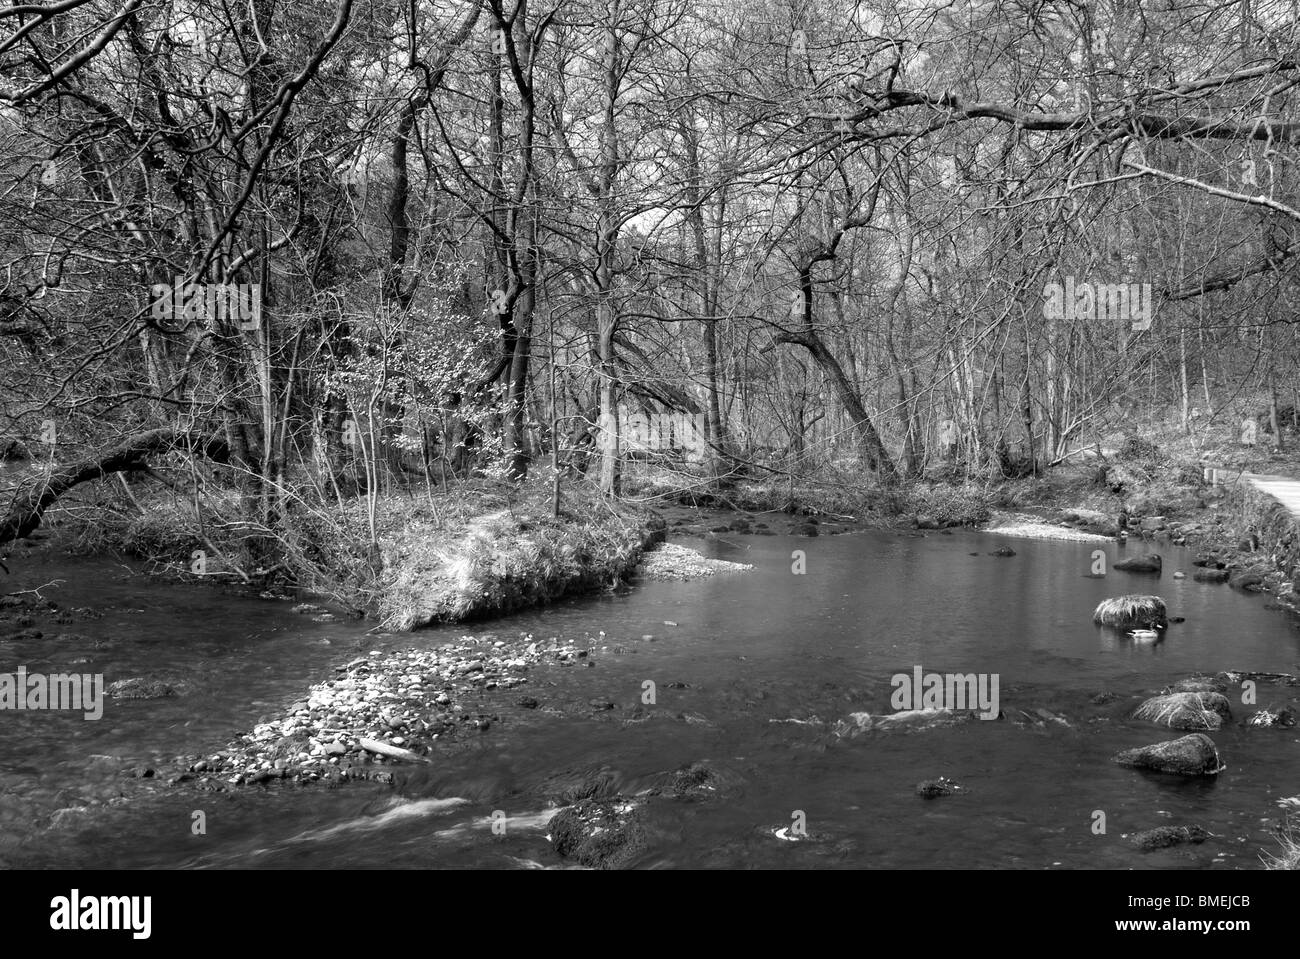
(1130, 825, 1211, 851)
(1193, 568, 1230, 583)
(1132, 692, 1231, 730)
(1111, 733, 1222, 776)
(1229, 567, 1270, 591)
(547, 798, 647, 869)
(1114, 553, 1162, 573)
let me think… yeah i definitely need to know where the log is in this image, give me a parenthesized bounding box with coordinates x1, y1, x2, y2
(0, 428, 229, 547)
(358, 737, 428, 763)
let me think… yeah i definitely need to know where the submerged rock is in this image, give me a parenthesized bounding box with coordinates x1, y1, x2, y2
(916, 777, 963, 798)
(547, 798, 647, 869)
(833, 708, 978, 738)
(1112, 733, 1223, 776)
(1193, 568, 1231, 583)
(1246, 708, 1296, 728)
(1129, 825, 1211, 851)
(108, 678, 179, 700)
(662, 762, 723, 801)
(1164, 676, 1227, 695)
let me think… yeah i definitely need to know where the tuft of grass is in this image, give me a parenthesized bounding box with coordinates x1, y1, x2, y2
(1263, 818, 1300, 870)
(1093, 595, 1167, 628)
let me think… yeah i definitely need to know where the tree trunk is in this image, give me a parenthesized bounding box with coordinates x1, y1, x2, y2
(1, 429, 229, 547)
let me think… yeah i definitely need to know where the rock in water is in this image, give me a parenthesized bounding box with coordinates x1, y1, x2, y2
(1229, 567, 1269, 591)
(1193, 568, 1230, 583)
(1111, 733, 1222, 776)
(1092, 595, 1167, 629)
(1132, 692, 1231, 731)
(1114, 553, 1162, 573)
(547, 798, 646, 869)
(107, 678, 178, 700)
(1165, 676, 1227, 694)
(1130, 825, 1211, 851)
(1246, 708, 1296, 728)
(916, 777, 963, 798)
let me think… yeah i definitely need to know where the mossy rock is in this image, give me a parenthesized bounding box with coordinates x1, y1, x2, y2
(548, 798, 647, 869)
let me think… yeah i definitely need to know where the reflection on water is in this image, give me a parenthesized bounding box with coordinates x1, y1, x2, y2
(2, 529, 1298, 869)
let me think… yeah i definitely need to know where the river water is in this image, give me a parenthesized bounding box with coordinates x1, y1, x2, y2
(2, 528, 1297, 869)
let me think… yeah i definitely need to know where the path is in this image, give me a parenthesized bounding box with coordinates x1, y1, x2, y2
(1203, 467, 1300, 522)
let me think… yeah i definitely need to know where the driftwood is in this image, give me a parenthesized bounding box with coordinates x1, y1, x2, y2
(358, 737, 428, 763)
(0, 428, 229, 547)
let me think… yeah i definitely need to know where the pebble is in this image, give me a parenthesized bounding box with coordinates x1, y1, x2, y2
(187, 632, 590, 788)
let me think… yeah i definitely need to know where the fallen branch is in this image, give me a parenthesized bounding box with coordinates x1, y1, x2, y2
(0, 428, 229, 547)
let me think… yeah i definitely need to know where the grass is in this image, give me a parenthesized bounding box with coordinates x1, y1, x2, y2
(1263, 818, 1300, 869)
(1092, 595, 1168, 628)
(28, 470, 662, 628)
(377, 481, 657, 629)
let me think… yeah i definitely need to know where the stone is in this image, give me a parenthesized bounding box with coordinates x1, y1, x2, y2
(1130, 825, 1210, 851)
(916, 777, 963, 798)
(1114, 553, 1162, 573)
(547, 799, 647, 869)
(1132, 692, 1230, 731)
(1112, 733, 1222, 776)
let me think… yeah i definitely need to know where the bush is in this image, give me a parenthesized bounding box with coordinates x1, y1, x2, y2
(1118, 436, 1161, 462)
(906, 484, 994, 527)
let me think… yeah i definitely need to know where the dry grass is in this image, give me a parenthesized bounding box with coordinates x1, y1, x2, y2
(1093, 595, 1167, 628)
(375, 479, 657, 629)
(1263, 818, 1300, 870)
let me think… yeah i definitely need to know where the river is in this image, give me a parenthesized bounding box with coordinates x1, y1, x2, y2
(2, 527, 1297, 869)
